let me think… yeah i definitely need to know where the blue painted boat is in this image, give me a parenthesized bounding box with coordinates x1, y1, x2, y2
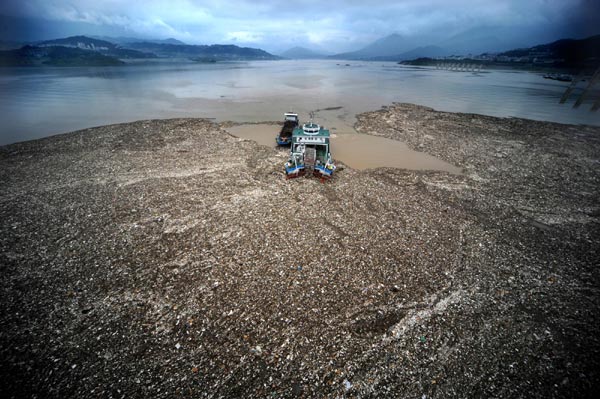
(284, 121, 336, 180)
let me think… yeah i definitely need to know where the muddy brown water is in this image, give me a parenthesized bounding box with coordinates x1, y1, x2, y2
(226, 124, 462, 174)
(3, 60, 599, 146)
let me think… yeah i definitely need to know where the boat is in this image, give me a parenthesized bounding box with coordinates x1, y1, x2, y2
(276, 112, 299, 146)
(284, 121, 336, 181)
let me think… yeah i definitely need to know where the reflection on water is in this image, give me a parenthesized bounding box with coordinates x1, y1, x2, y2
(226, 124, 461, 174)
(1, 60, 598, 145)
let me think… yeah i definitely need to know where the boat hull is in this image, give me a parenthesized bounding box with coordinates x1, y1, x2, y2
(314, 165, 334, 179)
(285, 166, 305, 178)
(276, 136, 291, 146)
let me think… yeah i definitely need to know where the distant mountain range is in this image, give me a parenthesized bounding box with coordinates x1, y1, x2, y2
(496, 35, 600, 66)
(124, 41, 277, 60)
(327, 27, 600, 61)
(38, 36, 157, 59)
(2, 32, 598, 69)
(0, 35, 279, 67)
(90, 36, 186, 46)
(329, 31, 600, 68)
(330, 33, 457, 61)
(0, 45, 125, 66)
(332, 33, 411, 60)
(400, 35, 600, 70)
(360, 45, 449, 61)
(279, 46, 329, 59)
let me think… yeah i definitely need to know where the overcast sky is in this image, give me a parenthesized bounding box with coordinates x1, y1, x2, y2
(1, 0, 599, 53)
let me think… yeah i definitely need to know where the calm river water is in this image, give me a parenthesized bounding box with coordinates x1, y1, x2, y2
(0, 60, 598, 145)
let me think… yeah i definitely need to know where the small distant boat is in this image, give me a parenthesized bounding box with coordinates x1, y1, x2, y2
(543, 73, 572, 82)
(285, 121, 336, 181)
(276, 112, 299, 146)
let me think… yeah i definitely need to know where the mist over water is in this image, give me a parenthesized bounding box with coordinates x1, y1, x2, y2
(0, 60, 598, 145)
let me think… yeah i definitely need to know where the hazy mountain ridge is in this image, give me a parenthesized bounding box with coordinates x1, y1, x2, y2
(2, 31, 598, 67)
(366, 45, 449, 61)
(124, 41, 279, 60)
(39, 35, 117, 50)
(330, 33, 453, 61)
(328, 26, 586, 61)
(400, 34, 600, 70)
(332, 33, 412, 59)
(38, 35, 157, 59)
(0, 35, 279, 66)
(330, 30, 600, 65)
(0, 45, 125, 66)
(91, 36, 187, 45)
(496, 34, 600, 65)
(279, 46, 328, 59)
(398, 45, 448, 60)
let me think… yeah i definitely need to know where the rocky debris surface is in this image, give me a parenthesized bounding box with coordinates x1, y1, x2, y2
(0, 106, 599, 398)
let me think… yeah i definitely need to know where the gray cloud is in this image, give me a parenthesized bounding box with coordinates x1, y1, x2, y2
(0, 0, 597, 52)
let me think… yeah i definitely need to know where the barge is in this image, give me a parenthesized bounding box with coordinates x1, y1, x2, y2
(276, 112, 299, 146)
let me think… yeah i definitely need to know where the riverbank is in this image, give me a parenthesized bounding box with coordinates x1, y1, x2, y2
(1, 105, 599, 398)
